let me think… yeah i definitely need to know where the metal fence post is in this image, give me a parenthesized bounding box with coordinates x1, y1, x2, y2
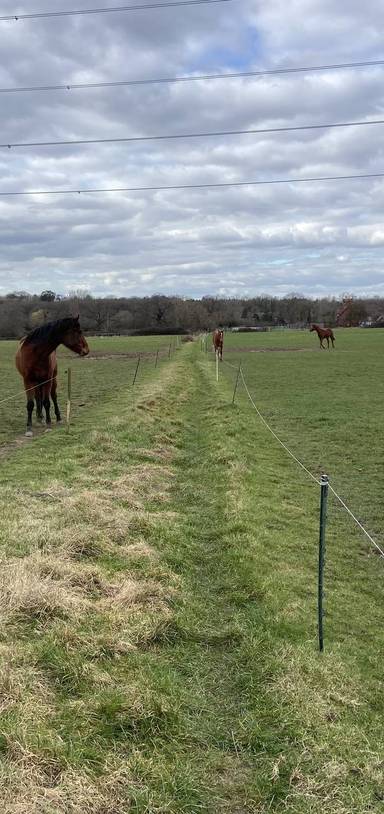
(318, 473, 329, 652)
(132, 355, 141, 386)
(232, 360, 242, 405)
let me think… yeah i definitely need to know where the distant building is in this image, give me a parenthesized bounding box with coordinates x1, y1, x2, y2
(231, 326, 268, 332)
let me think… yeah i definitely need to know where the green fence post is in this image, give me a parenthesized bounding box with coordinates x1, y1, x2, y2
(318, 474, 329, 652)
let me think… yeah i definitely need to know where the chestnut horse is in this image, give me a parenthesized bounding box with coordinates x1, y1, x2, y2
(212, 329, 224, 360)
(16, 316, 89, 436)
(310, 324, 335, 349)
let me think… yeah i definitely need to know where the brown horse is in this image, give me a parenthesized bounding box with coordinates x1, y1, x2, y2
(212, 329, 224, 360)
(310, 324, 335, 349)
(16, 316, 89, 436)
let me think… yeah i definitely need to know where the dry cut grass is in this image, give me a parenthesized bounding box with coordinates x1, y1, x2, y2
(0, 363, 182, 813)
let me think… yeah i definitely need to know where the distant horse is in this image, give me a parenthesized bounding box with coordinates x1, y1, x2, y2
(15, 316, 89, 436)
(310, 324, 335, 349)
(213, 329, 224, 360)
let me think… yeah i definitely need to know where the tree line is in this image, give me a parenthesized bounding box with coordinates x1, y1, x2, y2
(0, 290, 382, 339)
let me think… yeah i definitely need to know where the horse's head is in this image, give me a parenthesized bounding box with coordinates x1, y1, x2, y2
(309, 324, 316, 332)
(62, 316, 89, 356)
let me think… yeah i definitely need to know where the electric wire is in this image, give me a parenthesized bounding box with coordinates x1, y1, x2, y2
(1, 171, 384, 197)
(2, 117, 384, 150)
(0, 58, 383, 95)
(0, 0, 232, 22)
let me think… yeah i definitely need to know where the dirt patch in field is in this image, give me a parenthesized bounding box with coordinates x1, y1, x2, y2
(71, 350, 168, 361)
(0, 437, 30, 459)
(226, 346, 316, 353)
(0, 424, 61, 460)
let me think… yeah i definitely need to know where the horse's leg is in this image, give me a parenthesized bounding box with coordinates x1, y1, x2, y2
(51, 379, 61, 422)
(26, 397, 35, 436)
(23, 380, 37, 436)
(43, 396, 52, 428)
(42, 384, 52, 429)
(36, 386, 43, 423)
(326, 337, 330, 349)
(44, 396, 52, 428)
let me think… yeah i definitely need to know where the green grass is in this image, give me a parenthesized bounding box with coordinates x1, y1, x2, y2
(0, 331, 383, 812)
(221, 327, 384, 546)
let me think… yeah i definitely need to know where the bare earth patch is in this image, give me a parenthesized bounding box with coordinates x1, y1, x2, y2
(225, 346, 317, 353)
(80, 349, 168, 361)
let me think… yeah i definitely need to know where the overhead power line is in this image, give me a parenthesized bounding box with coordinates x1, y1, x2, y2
(2, 118, 384, 149)
(0, 0, 231, 21)
(1, 171, 384, 196)
(1, 58, 383, 95)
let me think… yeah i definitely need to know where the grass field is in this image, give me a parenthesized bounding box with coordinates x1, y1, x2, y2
(221, 327, 384, 550)
(0, 335, 172, 446)
(0, 329, 383, 813)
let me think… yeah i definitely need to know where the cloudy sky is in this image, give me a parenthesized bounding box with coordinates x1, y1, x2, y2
(0, 0, 383, 299)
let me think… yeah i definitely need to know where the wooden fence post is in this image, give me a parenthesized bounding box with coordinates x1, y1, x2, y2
(66, 367, 72, 431)
(232, 361, 242, 405)
(132, 355, 141, 386)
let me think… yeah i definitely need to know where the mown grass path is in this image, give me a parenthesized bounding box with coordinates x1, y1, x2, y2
(154, 346, 384, 813)
(0, 341, 383, 813)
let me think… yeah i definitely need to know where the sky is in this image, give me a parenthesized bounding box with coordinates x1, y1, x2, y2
(0, 0, 383, 300)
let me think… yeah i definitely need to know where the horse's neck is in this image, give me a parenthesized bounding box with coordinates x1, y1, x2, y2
(29, 337, 60, 359)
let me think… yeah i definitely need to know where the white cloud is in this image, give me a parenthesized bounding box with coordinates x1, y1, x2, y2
(0, 0, 383, 298)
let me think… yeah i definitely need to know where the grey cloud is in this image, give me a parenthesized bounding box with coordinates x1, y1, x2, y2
(0, 0, 383, 297)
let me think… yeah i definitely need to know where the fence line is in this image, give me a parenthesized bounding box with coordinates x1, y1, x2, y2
(328, 484, 384, 558)
(239, 368, 321, 485)
(0, 374, 57, 407)
(220, 356, 384, 559)
(0, 344, 173, 409)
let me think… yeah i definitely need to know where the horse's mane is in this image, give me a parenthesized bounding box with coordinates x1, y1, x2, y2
(22, 317, 77, 346)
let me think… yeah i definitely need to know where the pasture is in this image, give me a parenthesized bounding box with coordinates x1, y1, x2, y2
(221, 327, 384, 549)
(0, 329, 383, 813)
(0, 335, 172, 446)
